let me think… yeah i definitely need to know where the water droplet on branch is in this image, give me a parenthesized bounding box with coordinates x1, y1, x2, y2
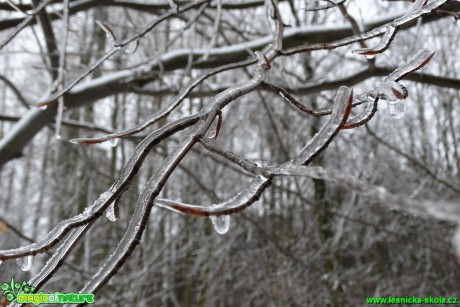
(365, 54, 376, 60)
(16, 255, 33, 271)
(109, 138, 119, 147)
(106, 202, 118, 222)
(210, 215, 231, 234)
(387, 100, 406, 119)
(206, 119, 218, 139)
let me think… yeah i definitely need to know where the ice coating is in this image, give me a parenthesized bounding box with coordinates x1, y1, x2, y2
(292, 86, 352, 165)
(378, 81, 407, 101)
(155, 175, 271, 216)
(343, 96, 378, 129)
(452, 225, 460, 262)
(387, 100, 406, 119)
(353, 26, 396, 56)
(79, 129, 200, 294)
(69, 58, 255, 144)
(109, 138, 119, 147)
(269, 164, 460, 222)
(17, 255, 32, 271)
(210, 215, 231, 234)
(106, 202, 119, 222)
(0, 187, 114, 260)
(206, 118, 218, 139)
(385, 50, 435, 82)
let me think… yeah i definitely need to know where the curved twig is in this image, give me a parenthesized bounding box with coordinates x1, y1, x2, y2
(71, 57, 256, 144)
(35, 0, 210, 108)
(282, 0, 450, 55)
(75, 0, 286, 296)
(291, 86, 353, 165)
(268, 164, 460, 222)
(0, 115, 199, 261)
(155, 175, 272, 216)
(342, 97, 379, 129)
(0, 0, 54, 50)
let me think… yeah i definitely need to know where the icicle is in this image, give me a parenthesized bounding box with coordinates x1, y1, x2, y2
(0, 260, 2, 267)
(210, 215, 230, 234)
(106, 202, 118, 222)
(39, 105, 48, 110)
(387, 100, 406, 119)
(206, 119, 218, 139)
(55, 99, 64, 141)
(109, 138, 119, 147)
(253, 51, 268, 81)
(16, 255, 32, 271)
(365, 54, 376, 60)
(453, 224, 460, 264)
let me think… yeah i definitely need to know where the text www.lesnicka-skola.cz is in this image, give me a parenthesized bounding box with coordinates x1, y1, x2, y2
(366, 296, 458, 305)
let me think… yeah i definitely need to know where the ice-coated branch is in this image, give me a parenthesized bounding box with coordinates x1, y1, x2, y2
(199, 138, 269, 176)
(384, 50, 435, 82)
(0, 0, 54, 49)
(291, 86, 353, 165)
(27, 222, 95, 292)
(282, 0, 452, 55)
(36, 0, 210, 108)
(0, 0, 276, 32)
(159, 85, 355, 218)
(155, 175, 272, 217)
(263, 81, 376, 117)
(0, 114, 199, 261)
(268, 164, 460, 223)
(304, 0, 347, 12)
(352, 0, 430, 57)
(71, 57, 256, 144)
(76, 14, 286, 293)
(0, 3, 455, 168)
(352, 25, 397, 57)
(342, 97, 379, 129)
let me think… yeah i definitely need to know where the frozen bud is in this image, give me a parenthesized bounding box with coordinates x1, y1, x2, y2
(378, 81, 408, 101)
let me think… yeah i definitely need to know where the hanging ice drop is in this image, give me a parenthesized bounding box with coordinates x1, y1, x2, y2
(206, 119, 218, 139)
(109, 138, 119, 147)
(210, 215, 230, 234)
(387, 100, 406, 119)
(16, 255, 33, 271)
(106, 202, 118, 222)
(365, 54, 376, 60)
